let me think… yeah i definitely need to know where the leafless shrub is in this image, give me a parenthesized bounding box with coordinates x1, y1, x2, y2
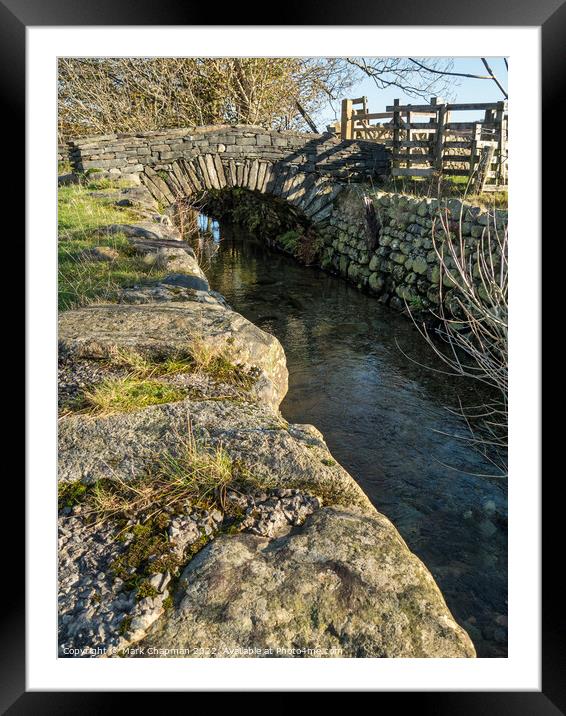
(167, 190, 221, 268)
(407, 206, 508, 477)
(173, 196, 205, 240)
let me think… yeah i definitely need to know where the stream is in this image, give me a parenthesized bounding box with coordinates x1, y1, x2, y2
(197, 221, 508, 658)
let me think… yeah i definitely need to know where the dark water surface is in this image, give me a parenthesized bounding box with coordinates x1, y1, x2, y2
(201, 224, 508, 658)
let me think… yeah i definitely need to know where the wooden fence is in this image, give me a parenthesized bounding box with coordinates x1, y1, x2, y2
(336, 96, 508, 192)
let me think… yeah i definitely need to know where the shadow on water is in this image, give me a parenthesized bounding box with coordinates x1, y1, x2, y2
(200, 221, 508, 658)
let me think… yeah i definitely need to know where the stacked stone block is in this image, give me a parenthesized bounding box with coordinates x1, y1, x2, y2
(318, 188, 508, 312)
(68, 125, 390, 182)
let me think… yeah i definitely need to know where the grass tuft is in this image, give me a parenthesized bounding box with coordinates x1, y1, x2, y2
(58, 481, 89, 510)
(61, 345, 257, 417)
(57, 426, 275, 591)
(58, 160, 73, 175)
(73, 425, 273, 527)
(105, 345, 255, 390)
(187, 341, 255, 388)
(81, 377, 188, 415)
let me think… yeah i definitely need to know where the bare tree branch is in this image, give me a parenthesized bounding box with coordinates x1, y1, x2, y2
(345, 57, 457, 100)
(408, 57, 492, 80)
(404, 197, 508, 478)
(58, 58, 356, 140)
(480, 58, 508, 99)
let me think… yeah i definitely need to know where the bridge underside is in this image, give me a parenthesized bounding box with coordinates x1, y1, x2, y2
(68, 125, 391, 224)
(143, 157, 349, 224)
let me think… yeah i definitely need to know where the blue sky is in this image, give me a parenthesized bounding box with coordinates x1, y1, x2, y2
(317, 57, 508, 127)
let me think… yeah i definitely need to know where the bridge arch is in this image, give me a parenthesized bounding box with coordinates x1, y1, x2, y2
(142, 155, 348, 226)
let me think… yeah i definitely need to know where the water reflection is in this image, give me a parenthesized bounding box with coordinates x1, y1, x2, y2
(200, 222, 508, 658)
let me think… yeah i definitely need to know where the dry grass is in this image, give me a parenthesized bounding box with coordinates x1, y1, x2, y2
(105, 347, 194, 379)
(106, 344, 255, 390)
(187, 341, 255, 388)
(378, 174, 508, 210)
(80, 423, 274, 526)
(59, 425, 275, 592)
(66, 344, 255, 416)
(61, 343, 256, 418)
(58, 246, 167, 311)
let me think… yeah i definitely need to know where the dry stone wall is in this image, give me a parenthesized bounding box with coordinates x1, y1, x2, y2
(316, 189, 508, 312)
(58, 143, 71, 164)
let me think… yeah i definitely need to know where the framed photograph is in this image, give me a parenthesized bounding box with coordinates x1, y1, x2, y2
(10, 0, 554, 707)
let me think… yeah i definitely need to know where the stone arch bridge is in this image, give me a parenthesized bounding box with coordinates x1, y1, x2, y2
(64, 125, 504, 313)
(68, 125, 390, 223)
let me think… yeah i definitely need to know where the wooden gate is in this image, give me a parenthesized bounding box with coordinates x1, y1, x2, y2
(337, 97, 508, 191)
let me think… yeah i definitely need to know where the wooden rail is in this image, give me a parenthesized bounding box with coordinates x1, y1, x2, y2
(335, 96, 508, 191)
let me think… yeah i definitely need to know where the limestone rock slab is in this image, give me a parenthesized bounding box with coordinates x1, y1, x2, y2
(58, 301, 288, 408)
(58, 399, 370, 513)
(140, 507, 475, 658)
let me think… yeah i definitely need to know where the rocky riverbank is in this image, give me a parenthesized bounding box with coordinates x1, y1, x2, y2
(58, 180, 475, 658)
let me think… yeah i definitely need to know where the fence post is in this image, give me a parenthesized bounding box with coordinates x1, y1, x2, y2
(341, 99, 353, 140)
(392, 98, 400, 171)
(500, 114, 508, 185)
(432, 96, 447, 174)
(469, 121, 481, 184)
(406, 110, 412, 168)
(473, 143, 496, 194)
(495, 100, 507, 187)
(359, 96, 368, 140)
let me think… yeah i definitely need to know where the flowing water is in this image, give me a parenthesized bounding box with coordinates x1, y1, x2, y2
(198, 222, 508, 658)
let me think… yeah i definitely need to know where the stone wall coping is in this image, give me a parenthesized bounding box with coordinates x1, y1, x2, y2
(68, 126, 381, 151)
(345, 186, 508, 221)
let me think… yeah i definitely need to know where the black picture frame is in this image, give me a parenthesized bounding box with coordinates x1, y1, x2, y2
(10, 0, 554, 709)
